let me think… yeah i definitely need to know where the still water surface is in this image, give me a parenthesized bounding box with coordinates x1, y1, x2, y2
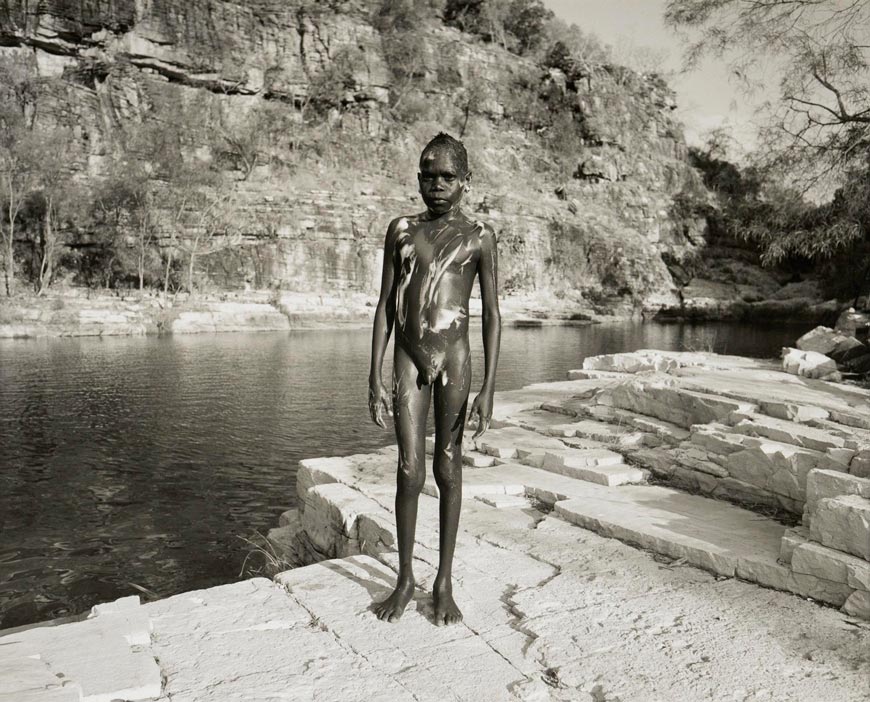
(0, 321, 812, 628)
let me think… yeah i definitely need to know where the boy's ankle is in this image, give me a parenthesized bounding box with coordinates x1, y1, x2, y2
(433, 575, 452, 589)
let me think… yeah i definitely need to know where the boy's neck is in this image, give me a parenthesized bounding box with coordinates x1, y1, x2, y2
(424, 205, 463, 221)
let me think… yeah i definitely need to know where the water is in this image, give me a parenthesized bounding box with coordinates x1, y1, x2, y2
(0, 321, 813, 628)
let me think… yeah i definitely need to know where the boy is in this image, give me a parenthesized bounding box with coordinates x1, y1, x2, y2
(368, 132, 501, 626)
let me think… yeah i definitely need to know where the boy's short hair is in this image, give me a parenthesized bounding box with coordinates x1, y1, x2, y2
(420, 132, 469, 175)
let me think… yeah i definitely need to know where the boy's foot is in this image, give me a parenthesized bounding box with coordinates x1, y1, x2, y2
(373, 578, 415, 623)
(432, 579, 463, 626)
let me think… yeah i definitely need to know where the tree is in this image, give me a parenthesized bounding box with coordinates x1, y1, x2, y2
(665, 0, 870, 190)
(540, 17, 611, 67)
(0, 130, 38, 296)
(0, 56, 39, 296)
(93, 162, 158, 290)
(444, 0, 553, 55)
(503, 0, 552, 55)
(211, 98, 299, 179)
(739, 165, 870, 304)
(373, 0, 433, 109)
(170, 173, 242, 296)
(116, 95, 245, 298)
(30, 128, 83, 294)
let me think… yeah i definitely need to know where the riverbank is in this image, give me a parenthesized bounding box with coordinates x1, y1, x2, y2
(2, 350, 869, 701)
(0, 286, 845, 339)
(0, 289, 605, 339)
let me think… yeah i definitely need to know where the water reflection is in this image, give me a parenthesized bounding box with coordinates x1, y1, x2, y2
(0, 321, 812, 628)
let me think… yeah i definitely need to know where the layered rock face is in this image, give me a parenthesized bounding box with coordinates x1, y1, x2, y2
(0, 0, 712, 315)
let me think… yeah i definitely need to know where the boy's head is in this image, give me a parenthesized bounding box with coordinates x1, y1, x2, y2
(418, 132, 472, 216)
(419, 132, 468, 175)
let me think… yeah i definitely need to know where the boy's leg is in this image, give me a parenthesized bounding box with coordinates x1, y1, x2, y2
(373, 344, 429, 623)
(431, 353, 471, 626)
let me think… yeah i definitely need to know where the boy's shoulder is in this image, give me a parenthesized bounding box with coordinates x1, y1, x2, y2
(386, 212, 426, 238)
(461, 214, 496, 245)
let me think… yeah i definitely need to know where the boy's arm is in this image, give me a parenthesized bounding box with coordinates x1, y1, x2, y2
(369, 218, 400, 428)
(469, 224, 502, 439)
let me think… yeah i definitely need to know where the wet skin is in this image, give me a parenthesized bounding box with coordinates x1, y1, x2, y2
(369, 148, 501, 625)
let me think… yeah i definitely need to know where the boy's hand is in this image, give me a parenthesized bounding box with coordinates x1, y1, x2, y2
(468, 389, 494, 440)
(368, 378, 392, 429)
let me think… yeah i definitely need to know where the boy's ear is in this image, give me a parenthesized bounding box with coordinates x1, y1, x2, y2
(464, 171, 473, 191)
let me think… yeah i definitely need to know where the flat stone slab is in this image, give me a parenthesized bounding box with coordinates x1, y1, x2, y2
(146, 577, 413, 702)
(0, 657, 82, 701)
(277, 557, 531, 701)
(0, 599, 161, 702)
(554, 483, 786, 578)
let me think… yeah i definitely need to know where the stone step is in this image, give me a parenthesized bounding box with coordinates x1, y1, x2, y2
(552, 483, 786, 580)
(423, 469, 526, 499)
(475, 425, 566, 461)
(474, 494, 530, 509)
(539, 458, 645, 487)
(808, 495, 870, 561)
(462, 451, 498, 468)
(513, 447, 644, 487)
(424, 438, 498, 468)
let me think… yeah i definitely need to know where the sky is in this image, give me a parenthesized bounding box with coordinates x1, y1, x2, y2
(543, 0, 762, 153)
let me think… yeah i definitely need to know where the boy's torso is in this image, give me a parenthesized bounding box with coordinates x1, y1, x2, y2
(393, 211, 485, 375)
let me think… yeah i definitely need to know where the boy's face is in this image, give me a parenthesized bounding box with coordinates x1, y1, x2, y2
(418, 147, 470, 216)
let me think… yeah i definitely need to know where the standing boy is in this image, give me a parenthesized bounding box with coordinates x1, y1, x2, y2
(368, 132, 501, 625)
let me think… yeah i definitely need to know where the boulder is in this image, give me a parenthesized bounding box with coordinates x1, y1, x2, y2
(795, 326, 865, 362)
(582, 352, 678, 374)
(835, 307, 870, 339)
(574, 154, 619, 182)
(781, 347, 841, 382)
(844, 350, 870, 375)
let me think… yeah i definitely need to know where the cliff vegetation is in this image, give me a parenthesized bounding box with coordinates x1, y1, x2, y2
(0, 0, 835, 319)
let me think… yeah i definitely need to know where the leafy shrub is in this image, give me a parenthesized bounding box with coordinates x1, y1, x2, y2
(444, 0, 553, 56)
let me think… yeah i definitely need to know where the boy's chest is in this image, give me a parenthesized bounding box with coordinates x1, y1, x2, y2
(396, 225, 479, 274)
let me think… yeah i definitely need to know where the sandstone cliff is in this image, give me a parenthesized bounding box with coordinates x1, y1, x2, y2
(0, 0, 749, 317)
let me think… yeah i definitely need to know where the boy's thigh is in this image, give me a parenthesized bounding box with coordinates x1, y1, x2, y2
(433, 356, 471, 440)
(393, 345, 430, 451)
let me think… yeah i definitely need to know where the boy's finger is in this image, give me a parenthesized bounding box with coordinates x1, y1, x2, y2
(468, 396, 480, 419)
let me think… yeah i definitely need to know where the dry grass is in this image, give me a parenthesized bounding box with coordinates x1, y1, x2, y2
(237, 532, 295, 578)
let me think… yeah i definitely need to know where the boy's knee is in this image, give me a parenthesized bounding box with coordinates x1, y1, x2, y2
(398, 457, 425, 494)
(434, 462, 461, 492)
